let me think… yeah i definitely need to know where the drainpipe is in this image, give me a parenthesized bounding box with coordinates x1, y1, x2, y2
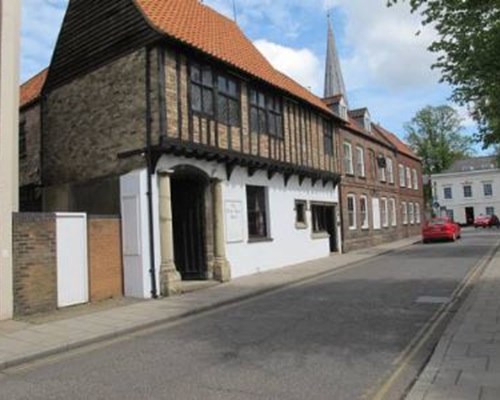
(337, 181, 345, 254)
(145, 47, 158, 299)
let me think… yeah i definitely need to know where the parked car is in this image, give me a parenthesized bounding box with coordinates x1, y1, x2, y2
(491, 215, 500, 228)
(422, 217, 461, 243)
(474, 215, 491, 228)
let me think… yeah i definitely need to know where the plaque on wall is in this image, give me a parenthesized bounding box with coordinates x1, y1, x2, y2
(225, 200, 245, 243)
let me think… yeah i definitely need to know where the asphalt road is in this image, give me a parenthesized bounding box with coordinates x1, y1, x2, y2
(1, 229, 499, 400)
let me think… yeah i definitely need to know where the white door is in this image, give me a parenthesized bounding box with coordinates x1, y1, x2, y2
(56, 213, 89, 307)
(372, 198, 381, 230)
(120, 169, 159, 299)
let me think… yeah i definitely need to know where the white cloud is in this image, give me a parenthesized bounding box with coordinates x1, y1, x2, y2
(253, 39, 323, 94)
(21, 0, 68, 81)
(337, 0, 440, 92)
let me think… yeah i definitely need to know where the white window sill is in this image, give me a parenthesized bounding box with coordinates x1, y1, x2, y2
(311, 232, 330, 240)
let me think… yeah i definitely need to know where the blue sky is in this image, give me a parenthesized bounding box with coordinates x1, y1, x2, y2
(20, 0, 477, 145)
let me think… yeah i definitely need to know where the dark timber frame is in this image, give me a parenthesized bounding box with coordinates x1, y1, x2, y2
(119, 138, 342, 189)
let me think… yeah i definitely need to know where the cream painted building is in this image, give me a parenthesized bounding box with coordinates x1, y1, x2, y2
(0, 0, 21, 320)
(432, 157, 500, 225)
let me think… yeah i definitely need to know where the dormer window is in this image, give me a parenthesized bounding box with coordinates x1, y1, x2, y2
(338, 98, 348, 120)
(348, 108, 372, 133)
(326, 95, 348, 120)
(364, 114, 372, 133)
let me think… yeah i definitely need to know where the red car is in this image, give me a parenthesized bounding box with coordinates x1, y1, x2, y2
(474, 215, 491, 228)
(474, 215, 500, 228)
(422, 217, 461, 243)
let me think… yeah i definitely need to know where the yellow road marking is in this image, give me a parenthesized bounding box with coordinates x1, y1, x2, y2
(369, 239, 500, 400)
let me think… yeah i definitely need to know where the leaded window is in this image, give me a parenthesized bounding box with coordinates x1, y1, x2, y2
(217, 74, 240, 126)
(311, 204, 332, 233)
(190, 63, 214, 115)
(246, 186, 268, 239)
(324, 122, 334, 156)
(249, 89, 283, 138)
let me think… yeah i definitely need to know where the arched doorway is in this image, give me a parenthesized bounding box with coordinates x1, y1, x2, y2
(170, 165, 211, 280)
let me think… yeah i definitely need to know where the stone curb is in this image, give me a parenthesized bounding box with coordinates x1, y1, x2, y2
(0, 238, 420, 372)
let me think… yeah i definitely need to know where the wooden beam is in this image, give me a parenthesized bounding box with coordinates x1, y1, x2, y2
(226, 162, 237, 181)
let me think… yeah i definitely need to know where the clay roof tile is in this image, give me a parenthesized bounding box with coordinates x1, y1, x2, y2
(20, 69, 48, 108)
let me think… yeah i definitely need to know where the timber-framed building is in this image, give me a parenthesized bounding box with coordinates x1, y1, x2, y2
(19, 0, 344, 297)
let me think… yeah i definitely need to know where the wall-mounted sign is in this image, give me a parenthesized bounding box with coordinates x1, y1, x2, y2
(225, 200, 245, 243)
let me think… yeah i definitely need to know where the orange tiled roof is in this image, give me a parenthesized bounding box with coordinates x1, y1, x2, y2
(134, 0, 334, 116)
(20, 69, 48, 108)
(375, 124, 419, 160)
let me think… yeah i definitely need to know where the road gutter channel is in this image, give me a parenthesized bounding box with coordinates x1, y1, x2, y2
(0, 239, 421, 372)
(369, 238, 500, 400)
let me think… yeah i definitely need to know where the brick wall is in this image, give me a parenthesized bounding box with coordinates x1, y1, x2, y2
(44, 49, 148, 188)
(338, 127, 424, 252)
(88, 216, 123, 302)
(12, 213, 57, 316)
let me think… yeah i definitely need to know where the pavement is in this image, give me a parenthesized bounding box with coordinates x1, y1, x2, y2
(406, 236, 500, 400)
(0, 236, 418, 372)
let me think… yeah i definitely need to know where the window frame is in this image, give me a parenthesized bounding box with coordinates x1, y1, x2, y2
(409, 202, 415, 225)
(399, 164, 406, 187)
(217, 74, 241, 127)
(386, 158, 394, 184)
(249, 88, 283, 138)
(406, 167, 412, 189)
(378, 155, 387, 182)
(246, 185, 270, 241)
(347, 194, 357, 230)
(444, 187, 453, 199)
(323, 121, 334, 156)
(381, 197, 389, 228)
(359, 195, 369, 229)
(415, 203, 421, 224)
(311, 203, 334, 234)
(294, 200, 308, 229)
(483, 182, 493, 197)
(486, 207, 495, 216)
(463, 184, 473, 198)
(390, 198, 397, 226)
(343, 142, 354, 175)
(402, 201, 408, 225)
(190, 62, 216, 117)
(356, 146, 366, 177)
(412, 169, 419, 190)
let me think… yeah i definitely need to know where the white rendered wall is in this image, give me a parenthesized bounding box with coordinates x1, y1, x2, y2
(0, 0, 21, 320)
(156, 155, 340, 279)
(432, 169, 500, 224)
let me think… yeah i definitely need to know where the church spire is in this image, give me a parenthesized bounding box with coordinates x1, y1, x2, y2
(324, 15, 348, 105)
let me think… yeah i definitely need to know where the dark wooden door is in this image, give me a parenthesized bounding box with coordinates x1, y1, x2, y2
(325, 206, 337, 252)
(465, 207, 475, 226)
(171, 177, 207, 280)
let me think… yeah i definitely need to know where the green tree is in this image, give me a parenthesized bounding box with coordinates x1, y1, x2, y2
(387, 0, 500, 148)
(404, 105, 473, 176)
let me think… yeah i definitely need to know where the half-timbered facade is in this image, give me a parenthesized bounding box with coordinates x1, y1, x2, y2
(20, 0, 343, 297)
